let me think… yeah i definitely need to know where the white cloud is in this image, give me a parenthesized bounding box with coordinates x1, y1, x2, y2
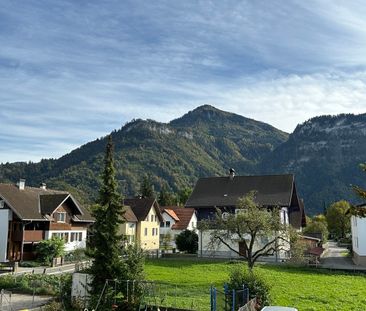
(1, 1, 366, 162)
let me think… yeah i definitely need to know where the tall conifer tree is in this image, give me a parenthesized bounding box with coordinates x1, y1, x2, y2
(90, 135, 125, 295)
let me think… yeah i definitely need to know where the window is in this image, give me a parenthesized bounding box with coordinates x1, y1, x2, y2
(160, 222, 164, 228)
(52, 232, 69, 243)
(165, 221, 170, 227)
(129, 223, 135, 229)
(70, 232, 76, 242)
(152, 228, 155, 236)
(155, 215, 157, 222)
(151, 215, 154, 222)
(55, 212, 66, 223)
(78, 232, 82, 241)
(144, 228, 148, 236)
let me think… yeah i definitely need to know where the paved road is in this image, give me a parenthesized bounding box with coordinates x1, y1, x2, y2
(12, 260, 91, 276)
(321, 241, 366, 271)
(0, 292, 53, 311)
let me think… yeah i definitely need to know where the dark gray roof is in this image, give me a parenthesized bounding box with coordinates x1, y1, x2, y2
(124, 206, 138, 222)
(185, 174, 295, 208)
(124, 198, 163, 222)
(40, 193, 70, 215)
(0, 183, 93, 222)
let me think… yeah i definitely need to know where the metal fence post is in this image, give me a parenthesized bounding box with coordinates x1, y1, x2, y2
(232, 289, 236, 311)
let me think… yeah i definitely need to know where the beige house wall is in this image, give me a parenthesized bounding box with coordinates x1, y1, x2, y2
(137, 206, 160, 250)
(119, 222, 136, 244)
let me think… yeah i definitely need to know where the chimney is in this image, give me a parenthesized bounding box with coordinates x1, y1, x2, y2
(40, 183, 47, 190)
(229, 168, 235, 180)
(17, 179, 25, 190)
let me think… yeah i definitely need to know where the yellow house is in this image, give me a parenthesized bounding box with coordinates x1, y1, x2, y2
(123, 198, 162, 251)
(120, 206, 138, 244)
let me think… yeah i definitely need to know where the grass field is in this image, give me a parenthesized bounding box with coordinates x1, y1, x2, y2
(145, 258, 366, 311)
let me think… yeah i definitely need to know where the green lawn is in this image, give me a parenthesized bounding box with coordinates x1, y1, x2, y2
(145, 258, 366, 311)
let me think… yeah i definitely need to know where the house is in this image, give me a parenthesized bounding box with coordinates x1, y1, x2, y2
(119, 206, 138, 245)
(185, 170, 306, 259)
(123, 198, 163, 251)
(351, 203, 366, 266)
(0, 179, 94, 262)
(160, 206, 197, 249)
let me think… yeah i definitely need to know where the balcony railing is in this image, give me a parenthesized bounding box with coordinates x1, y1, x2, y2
(24, 230, 44, 242)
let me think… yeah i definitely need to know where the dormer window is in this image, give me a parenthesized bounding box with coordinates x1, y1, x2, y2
(55, 212, 66, 223)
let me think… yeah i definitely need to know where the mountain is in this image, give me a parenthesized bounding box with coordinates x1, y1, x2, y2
(260, 113, 366, 215)
(2, 105, 365, 215)
(0, 105, 288, 206)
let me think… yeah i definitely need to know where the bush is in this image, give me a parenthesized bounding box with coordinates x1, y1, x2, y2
(19, 261, 42, 268)
(64, 248, 88, 263)
(0, 273, 71, 296)
(227, 265, 271, 307)
(36, 237, 65, 265)
(175, 230, 198, 254)
(43, 301, 63, 311)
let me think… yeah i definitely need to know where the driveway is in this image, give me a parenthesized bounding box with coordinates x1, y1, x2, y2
(321, 241, 366, 271)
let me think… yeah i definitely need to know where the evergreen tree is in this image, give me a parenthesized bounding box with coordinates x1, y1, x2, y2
(89, 135, 126, 296)
(158, 184, 177, 206)
(177, 187, 192, 205)
(139, 174, 155, 198)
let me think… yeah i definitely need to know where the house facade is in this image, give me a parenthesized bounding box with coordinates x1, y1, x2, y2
(351, 204, 366, 266)
(119, 206, 138, 245)
(123, 198, 163, 251)
(160, 206, 197, 249)
(0, 180, 94, 262)
(185, 171, 306, 260)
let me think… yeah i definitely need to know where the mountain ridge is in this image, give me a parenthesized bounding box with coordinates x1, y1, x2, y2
(1, 105, 365, 215)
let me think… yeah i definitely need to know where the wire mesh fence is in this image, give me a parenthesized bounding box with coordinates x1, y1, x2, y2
(88, 280, 207, 311)
(0, 289, 12, 311)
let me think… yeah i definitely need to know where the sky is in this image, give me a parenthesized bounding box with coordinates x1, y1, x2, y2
(1, 0, 366, 163)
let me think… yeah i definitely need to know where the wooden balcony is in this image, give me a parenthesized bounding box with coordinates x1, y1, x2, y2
(24, 230, 44, 242)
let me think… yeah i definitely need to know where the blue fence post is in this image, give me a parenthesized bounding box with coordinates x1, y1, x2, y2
(211, 286, 217, 311)
(232, 289, 236, 311)
(210, 286, 213, 311)
(214, 287, 217, 311)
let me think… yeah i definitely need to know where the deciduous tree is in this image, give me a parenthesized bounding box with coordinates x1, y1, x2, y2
(350, 163, 366, 217)
(326, 200, 351, 239)
(199, 192, 287, 270)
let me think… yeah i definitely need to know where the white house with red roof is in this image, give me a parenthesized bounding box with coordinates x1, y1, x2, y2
(160, 206, 197, 249)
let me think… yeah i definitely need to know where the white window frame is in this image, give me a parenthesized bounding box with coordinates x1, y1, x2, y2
(56, 212, 66, 223)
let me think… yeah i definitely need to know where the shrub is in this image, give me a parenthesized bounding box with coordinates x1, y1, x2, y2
(36, 237, 65, 265)
(43, 301, 63, 311)
(175, 230, 198, 254)
(64, 248, 87, 263)
(227, 265, 271, 307)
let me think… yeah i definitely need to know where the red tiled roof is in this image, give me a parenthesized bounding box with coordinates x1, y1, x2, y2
(162, 206, 195, 230)
(163, 209, 180, 222)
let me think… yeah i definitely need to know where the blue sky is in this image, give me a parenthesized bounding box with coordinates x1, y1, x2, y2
(1, 0, 366, 163)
